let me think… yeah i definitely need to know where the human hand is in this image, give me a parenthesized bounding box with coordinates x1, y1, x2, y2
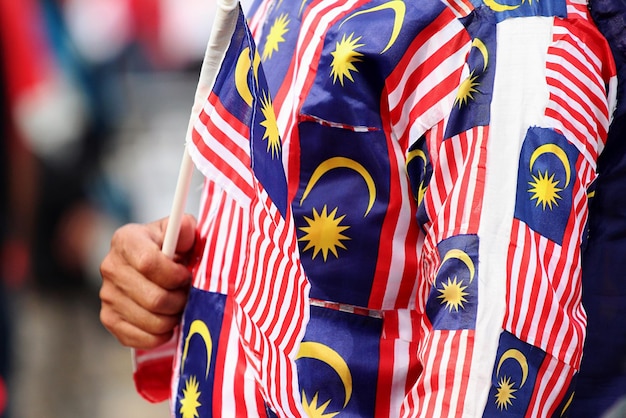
(99, 214, 197, 349)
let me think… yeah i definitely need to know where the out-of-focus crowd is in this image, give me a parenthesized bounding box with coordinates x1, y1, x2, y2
(0, 1, 217, 416)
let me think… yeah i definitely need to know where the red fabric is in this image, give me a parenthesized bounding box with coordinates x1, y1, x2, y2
(0, 0, 54, 105)
(0, 376, 6, 415)
(133, 356, 173, 403)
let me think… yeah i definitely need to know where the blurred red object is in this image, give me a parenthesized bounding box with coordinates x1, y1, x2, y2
(0, 375, 6, 415)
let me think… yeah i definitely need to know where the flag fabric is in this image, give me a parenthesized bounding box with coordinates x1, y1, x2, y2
(136, 4, 311, 417)
(179, 5, 311, 417)
(133, 0, 620, 416)
(252, 0, 616, 415)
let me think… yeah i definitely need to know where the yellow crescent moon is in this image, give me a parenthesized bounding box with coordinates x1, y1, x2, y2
(529, 144, 571, 188)
(181, 320, 213, 379)
(340, 0, 405, 54)
(436, 249, 476, 283)
(300, 157, 376, 217)
(497, 349, 529, 388)
(406, 149, 427, 169)
(235, 47, 260, 107)
(296, 342, 353, 408)
(471, 38, 489, 71)
(483, 0, 522, 12)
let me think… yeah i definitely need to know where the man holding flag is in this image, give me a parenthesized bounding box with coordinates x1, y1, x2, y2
(100, 0, 622, 416)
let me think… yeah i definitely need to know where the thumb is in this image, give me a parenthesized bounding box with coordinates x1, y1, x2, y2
(176, 214, 197, 255)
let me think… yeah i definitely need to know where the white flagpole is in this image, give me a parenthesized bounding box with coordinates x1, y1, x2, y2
(161, 0, 240, 258)
(130, 0, 241, 397)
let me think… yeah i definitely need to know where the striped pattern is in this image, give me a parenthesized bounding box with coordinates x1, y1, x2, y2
(545, 18, 615, 166)
(503, 18, 617, 370)
(421, 125, 488, 254)
(526, 355, 576, 417)
(565, 0, 591, 19)
(415, 124, 488, 314)
(370, 9, 471, 310)
(400, 330, 475, 417)
(386, 9, 470, 149)
(188, 111, 311, 417)
(375, 309, 423, 417)
(189, 95, 254, 206)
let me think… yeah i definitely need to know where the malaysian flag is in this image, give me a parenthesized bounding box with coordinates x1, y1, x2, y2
(137, 3, 310, 417)
(179, 4, 311, 416)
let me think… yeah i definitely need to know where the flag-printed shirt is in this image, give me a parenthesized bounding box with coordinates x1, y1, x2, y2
(134, 0, 617, 416)
(245, 0, 616, 416)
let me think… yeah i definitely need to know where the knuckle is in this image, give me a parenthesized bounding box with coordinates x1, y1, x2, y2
(144, 287, 171, 313)
(148, 315, 177, 335)
(110, 225, 130, 248)
(99, 255, 115, 280)
(99, 307, 117, 333)
(135, 249, 157, 276)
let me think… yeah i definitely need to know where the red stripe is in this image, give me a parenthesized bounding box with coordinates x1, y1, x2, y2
(454, 331, 474, 416)
(375, 312, 398, 416)
(546, 77, 606, 144)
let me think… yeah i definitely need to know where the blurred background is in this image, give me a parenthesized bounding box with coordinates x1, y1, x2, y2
(0, 0, 234, 416)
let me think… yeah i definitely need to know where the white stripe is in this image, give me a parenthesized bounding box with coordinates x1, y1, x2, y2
(516, 235, 540, 339)
(473, 16, 554, 415)
(504, 222, 524, 332)
(195, 101, 251, 175)
(391, 339, 410, 417)
(428, 122, 445, 210)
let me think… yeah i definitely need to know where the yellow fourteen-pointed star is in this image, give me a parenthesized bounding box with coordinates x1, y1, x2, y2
(302, 391, 340, 418)
(528, 169, 562, 210)
(495, 375, 517, 410)
(330, 33, 364, 86)
(299, 205, 350, 261)
(179, 375, 202, 418)
(437, 276, 469, 312)
(263, 13, 290, 61)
